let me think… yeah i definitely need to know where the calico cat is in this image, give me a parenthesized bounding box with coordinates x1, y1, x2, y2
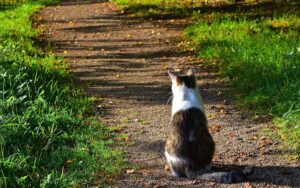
(165, 67, 253, 183)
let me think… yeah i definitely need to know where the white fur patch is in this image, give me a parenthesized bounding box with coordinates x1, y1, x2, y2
(165, 151, 189, 165)
(171, 85, 205, 116)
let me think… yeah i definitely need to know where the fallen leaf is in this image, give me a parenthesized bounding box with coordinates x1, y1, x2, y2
(76, 114, 83, 119)
(260, 136, 269, 143)
(248, 136, 258, 140)
(126, 169, 135, 174)
(113, 137, 122, 141)
(106, 177, 113, 183)
(227, 132, 237, 137)
(142, 171, 148, 176)
(162, 65, 169, 70)
(124, 137, 130, 142)
(244, 182, 254, 188)
(207, 114, 215, 120)
(239, 152, 247, 158)
(93, 180, 101, 185)
(63, 51, 68, 54)
(259, 139, 272, 147)
(210, 124, 222, 132)
(65, 160, 73, 164)
(288, 155, 299, 161)
(112, 127, 122, 132)
(192, 180, 199, 185)
(207, 182, 215, 186)
(164, 164, 170, 171)
(259, 136, 266, 140)
(213, 153, 222, 161)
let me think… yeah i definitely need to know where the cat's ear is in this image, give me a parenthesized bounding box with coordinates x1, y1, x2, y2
(168, 70, 177, 83)
(186, 67, 195, 76)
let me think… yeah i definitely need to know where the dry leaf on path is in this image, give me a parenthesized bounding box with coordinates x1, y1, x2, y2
(206, 182, 215, 186)
(106, 177, 113, 184)
(164, 164, 170, 171)
(244, 182, 254, 188)
(124, 137, 130, 142)
(248, 136, 258, 140)
(213, 153, 222, 161)
(210, 124, 222, 132)
(191, 180, 199, 185)
(113, 137, 122, 141)
(207, 114, 215, 120)
(227, 132, 237, 137)
(126, 169, 135, 174)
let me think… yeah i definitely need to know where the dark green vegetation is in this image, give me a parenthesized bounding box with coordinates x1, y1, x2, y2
(113, 0, 300, 157)
(0, 1, 125, 187)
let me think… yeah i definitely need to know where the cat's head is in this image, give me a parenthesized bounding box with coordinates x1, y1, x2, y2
(168, 67, 197, 92)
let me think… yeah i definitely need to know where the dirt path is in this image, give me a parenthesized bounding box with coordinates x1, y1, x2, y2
(40, 0, 299, 187)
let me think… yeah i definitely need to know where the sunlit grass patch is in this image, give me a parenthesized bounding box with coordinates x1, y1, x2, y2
(112, 0, 196, 18)
(185, 7, 300, 155)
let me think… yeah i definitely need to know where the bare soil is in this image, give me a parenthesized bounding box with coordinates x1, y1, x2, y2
(39, 0, 299, 187)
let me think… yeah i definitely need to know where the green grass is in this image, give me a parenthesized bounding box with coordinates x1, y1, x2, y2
(185, 6, 300, 156)
(0, 1, 126, 187)
(112, 0, 300, 157)
(112, 0, 197, 18)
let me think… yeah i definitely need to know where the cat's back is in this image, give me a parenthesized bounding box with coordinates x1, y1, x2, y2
(166, 107, 215, 169)
(167, 107, 213, 150)
(171, 107, 207, 132)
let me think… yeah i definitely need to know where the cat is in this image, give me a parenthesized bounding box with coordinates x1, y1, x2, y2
(165, 67, 253, 183)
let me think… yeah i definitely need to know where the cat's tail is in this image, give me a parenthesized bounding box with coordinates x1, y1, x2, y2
(193, 167, 254, 183)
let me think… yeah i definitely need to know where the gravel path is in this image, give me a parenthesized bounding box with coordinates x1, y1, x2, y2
(39, 0, 299, 187)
